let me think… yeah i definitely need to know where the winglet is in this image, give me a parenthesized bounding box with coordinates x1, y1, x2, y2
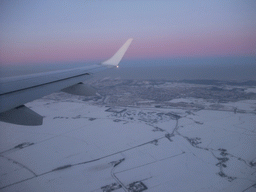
(101, 38, 133, 67)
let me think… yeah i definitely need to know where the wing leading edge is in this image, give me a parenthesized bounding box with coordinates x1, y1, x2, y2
(0, 38, 133, 125)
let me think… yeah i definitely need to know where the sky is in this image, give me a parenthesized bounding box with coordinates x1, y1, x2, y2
(0, 0, 256, 65)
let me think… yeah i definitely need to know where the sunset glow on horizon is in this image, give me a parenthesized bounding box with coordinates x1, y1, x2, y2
(1, 0, 255, 65)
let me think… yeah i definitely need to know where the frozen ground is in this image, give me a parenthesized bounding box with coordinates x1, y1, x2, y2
(0, 79, 256, 192)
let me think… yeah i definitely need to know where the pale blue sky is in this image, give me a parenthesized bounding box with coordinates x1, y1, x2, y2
(1, 0, 256, 64)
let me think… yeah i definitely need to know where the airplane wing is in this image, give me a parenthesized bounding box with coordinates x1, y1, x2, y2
(0, 38, 133, 125)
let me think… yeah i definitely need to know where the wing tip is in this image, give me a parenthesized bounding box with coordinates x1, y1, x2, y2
(101, 38, 133, 67)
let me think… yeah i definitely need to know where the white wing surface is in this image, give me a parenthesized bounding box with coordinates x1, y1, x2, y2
(0, 38, 133, 125)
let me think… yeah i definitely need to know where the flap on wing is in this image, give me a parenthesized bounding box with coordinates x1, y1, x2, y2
(61, 83, 96, 96)
(101, 38, 133, 67)
(0, 105, 43, 126)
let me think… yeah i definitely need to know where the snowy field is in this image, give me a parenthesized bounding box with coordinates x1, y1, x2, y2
(0, 82, 256, 192)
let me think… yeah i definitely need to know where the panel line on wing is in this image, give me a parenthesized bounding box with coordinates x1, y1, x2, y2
(0, 73, 91, 96)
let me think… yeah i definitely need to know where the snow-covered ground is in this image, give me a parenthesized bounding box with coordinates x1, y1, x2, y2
(0, 91, 256, 191)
